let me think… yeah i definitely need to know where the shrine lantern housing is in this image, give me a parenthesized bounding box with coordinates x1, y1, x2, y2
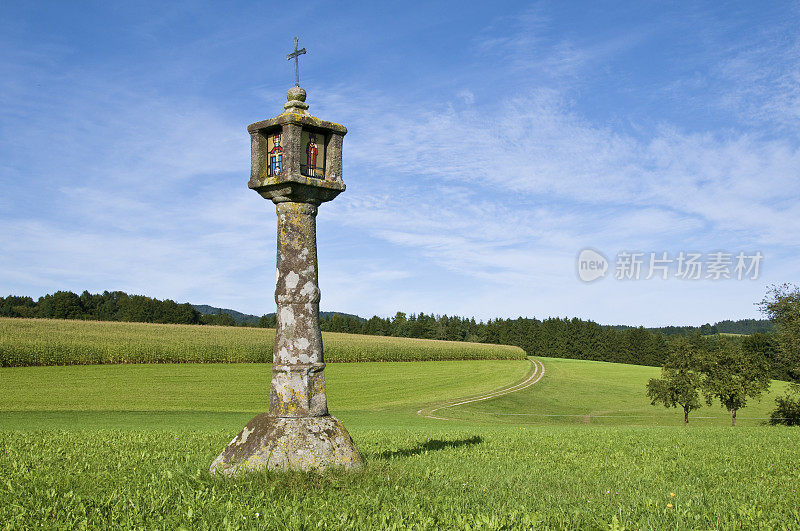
(247, 86, 347, 205)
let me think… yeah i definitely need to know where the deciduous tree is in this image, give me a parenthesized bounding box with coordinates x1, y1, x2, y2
(702, 338, 771, 426)
(760, 284, 800, 425)
(646, 337, 703, 425)
(760, 284, 800, 383)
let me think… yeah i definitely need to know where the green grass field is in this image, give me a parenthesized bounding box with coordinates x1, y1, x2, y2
(2, 354, 798, 528)
(0, 317, 524, 366)
(452, 357, 792, 426)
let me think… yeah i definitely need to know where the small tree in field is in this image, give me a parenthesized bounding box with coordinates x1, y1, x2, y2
(702, 338, 771, 426)
(760, 283, 800, 381)
(646, 336, 703, 425)
(760, 283, 800, 425)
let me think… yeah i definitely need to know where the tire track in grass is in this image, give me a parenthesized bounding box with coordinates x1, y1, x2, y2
(417, 357, 546, 421)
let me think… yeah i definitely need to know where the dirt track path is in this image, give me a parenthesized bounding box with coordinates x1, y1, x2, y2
(416, 357, 546, 421)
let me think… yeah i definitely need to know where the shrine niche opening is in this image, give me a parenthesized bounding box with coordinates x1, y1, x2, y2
(266, 132, 283, 176)
(300, 128, 326, 179)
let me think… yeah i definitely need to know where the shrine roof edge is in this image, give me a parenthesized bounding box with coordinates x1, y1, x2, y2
(247, 114, 347, 135)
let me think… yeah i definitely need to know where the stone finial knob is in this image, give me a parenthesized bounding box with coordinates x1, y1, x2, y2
(287, 86, 307, 102)
(283, 86, 310, 114)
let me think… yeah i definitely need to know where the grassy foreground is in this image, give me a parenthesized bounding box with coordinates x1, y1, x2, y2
(2, 427, 798, 529)
(0, 318, 524, 366)
(2, 358, 798, 529)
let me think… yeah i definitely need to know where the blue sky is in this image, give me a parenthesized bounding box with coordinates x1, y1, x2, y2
(1, 1, 798, 326)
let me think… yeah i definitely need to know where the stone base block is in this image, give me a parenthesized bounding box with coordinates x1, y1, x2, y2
(210, 414, 363, 476)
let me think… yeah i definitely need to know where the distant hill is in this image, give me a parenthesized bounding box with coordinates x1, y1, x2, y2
(191, 305, 261, 325)
(191, 305, 363, 325)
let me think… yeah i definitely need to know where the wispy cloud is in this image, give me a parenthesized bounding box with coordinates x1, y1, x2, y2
(306, 8, 800, 323)
(329, 85, 799, 245)
(716, 39, 800, 132)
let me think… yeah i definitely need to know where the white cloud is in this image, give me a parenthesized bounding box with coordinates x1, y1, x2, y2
(716, 39, 800, 131)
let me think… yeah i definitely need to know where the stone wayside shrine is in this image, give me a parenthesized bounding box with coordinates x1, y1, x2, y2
(210, 39, 363, 475)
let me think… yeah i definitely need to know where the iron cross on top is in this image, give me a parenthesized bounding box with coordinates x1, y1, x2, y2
(286, 37, 307, 87)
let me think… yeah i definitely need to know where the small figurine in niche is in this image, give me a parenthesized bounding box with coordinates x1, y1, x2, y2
(267, 133, 283, 176)
(306, 133, 319, 178)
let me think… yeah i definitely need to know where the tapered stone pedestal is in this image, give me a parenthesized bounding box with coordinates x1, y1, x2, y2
(210, 414, 362, 475)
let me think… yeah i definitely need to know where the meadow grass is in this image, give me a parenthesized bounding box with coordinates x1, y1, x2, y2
(0, 357, 788, 429)
(451, 357, 793, 426)
(0, 318, 524, 366)
(0, 360, 530, 419)
(2, 357, 798, 529)
(1, 427, 798, 529)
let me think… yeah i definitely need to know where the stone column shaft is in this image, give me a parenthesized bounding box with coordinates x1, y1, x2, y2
(270, 201, 328, 417)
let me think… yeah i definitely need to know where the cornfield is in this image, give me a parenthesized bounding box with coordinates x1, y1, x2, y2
(0, 318, 525, 366)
